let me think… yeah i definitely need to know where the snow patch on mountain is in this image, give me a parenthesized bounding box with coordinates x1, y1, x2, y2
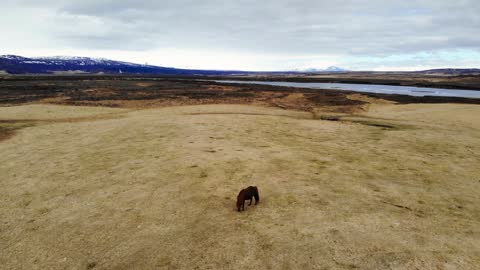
(0, 55, 28, 60)
(34, 56, 138, 65)
(325, 66, 347, 72)
(294, 66, 347, 72)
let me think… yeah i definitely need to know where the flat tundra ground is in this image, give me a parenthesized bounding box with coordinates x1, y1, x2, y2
(1, 102, 479, 269)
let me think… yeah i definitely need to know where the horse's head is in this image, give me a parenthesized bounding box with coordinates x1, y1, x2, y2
(236, 189, 245, 211)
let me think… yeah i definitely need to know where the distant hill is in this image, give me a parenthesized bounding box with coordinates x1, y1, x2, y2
(294, 66, 347, 73)
(0, 55, 255, 75)
(416, 68, 480, 75)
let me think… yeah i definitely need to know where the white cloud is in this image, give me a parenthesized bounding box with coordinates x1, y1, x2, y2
(1, 0, 479, 70)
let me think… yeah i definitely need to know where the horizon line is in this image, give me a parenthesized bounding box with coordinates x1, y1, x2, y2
(1, 53, 479, 73)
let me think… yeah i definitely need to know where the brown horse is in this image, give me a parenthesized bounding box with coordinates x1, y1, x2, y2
(236, 186, 259, 212)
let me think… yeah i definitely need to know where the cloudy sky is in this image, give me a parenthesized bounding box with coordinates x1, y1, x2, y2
(1, 0, 480, 71)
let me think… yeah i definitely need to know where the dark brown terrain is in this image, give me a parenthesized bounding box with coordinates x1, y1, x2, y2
(1, 74, 480, 111)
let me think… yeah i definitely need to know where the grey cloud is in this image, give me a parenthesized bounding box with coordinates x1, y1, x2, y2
(2, 0, 480, 67)
(48, 1, 480, 54)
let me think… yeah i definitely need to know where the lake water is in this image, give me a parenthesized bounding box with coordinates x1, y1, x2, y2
(214, 80, 480, 99)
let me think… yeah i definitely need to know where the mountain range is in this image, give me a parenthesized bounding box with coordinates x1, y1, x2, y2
(1, 55, 479, 75)
(0, 55, 254, 75)
(0, 55, 350, 75)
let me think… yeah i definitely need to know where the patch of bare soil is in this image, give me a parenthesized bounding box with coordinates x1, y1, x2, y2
(0, 120, 36, 142)
(0, 105, 128, 142)
(0, 126, 15, 142)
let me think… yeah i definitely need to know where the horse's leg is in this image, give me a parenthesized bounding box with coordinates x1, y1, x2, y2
(249, 198, 252, 205)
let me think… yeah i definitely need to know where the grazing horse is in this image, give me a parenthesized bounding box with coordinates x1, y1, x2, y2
(236, 186, 259, 212)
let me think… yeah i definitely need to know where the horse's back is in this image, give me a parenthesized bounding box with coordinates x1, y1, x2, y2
(244, 186, 257, 196)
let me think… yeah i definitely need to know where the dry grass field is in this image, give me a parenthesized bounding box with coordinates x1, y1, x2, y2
(1, 100, 479, 269)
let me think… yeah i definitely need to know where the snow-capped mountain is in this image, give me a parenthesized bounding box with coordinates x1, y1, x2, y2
(294, 66, 347, 73)
(0, 55, 29, 61)
(324, 66, 347, 72)
(0, 55, 249, 75)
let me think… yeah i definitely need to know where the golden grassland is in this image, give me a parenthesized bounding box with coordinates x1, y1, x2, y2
(1, 102, 479, 269)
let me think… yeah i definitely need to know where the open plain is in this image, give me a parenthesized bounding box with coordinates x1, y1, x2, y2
(1, 77, 479, 269)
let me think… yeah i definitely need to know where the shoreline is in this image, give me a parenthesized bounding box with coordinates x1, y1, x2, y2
(2, 73, 480, 91)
